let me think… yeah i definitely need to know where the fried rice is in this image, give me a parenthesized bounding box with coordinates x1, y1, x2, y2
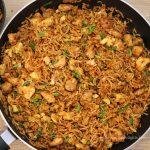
(0, 3, 150, 150)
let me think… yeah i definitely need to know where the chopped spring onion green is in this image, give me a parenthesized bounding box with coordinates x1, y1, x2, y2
(34, 127, 42, 141)
(128, 49, 132, 56)
(106, 45, 117, 51)
(119, 103, 130, 113)
(38, 32, 45, 38)
(29, 41, 36, 52)
(32, 95, 42, 107)
(50, 132, 56, 140)
(22, 80, 31, 86)
(82, 20, 88, 27)
(63, 135, 70, 142)
(35, 89, 42, 94)
(12, 105, 19, 113)
(53, 91, 59, 97)
(63, 50, 70, 58)
(75, 103, 81, 112)
(43, 1, 52, 8)
(88, 24, 96, 34)
(39, 81, 48, 86)
(72, 71, 81, 79)
(144, 70, 150, 76)
(99, 32, 106, 40)
(86, 140, 91, 145)
(98, 105, 106, 119)
(13, 63, 21, 70)
(129, 116, 134, 125)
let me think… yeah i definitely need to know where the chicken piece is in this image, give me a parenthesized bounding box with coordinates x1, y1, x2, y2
(54, 56, 66, 68)
(51, 113, 59, 123)
(59, 111, 73, 120)
(69, 46, 80, 58)
(41, 92, 55, 103)
(110, 129, 125, 142)
(13, 42, 23, 54)
(60, 15, 66, 22)
(72, 18, 82, 26)
(124, 34, 133, 46)
(30, 13, 42, 26)
(75, 143, 84, 149)
(82, 116, 90, 125)
(43, 56, 50, 65)
(0, 64, 6, 75)
(136, 57, 150, 71)
(103, 98, 111, 105)
(80, 91, 93, 106)
(86, 45, 95, 59)
(69, 59, 81, 70)
(132, 46, 143, 57)
(1, 82, 12, 93)
(58, 4, 73, 12)
(133, 37, 143, 46)
(7, 77, 18, 86)
(114, 40, 124, 50)
(50, 138, 63, 146)
(18, 86, 35, 99)
(40, 17, 54, 27)
(8, 33, 17, 44)
(30, 71, 41, 81)
(86, 59, 97, 67)
(65, 78, 77, 92)
(108, 29, 122, 38)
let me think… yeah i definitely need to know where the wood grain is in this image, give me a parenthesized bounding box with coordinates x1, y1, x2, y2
(0, 0, 150, 149)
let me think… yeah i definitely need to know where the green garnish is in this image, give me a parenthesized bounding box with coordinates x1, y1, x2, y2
(88, 24, 96, 34)
(129, 116, 134, 126)
(63, 135, 70, 143)
(75, 103, 81, 112)
(51, 60, 58, 65)
(82, 20, 88, 27)
(12, 63, 21, 70)
(34, 127, 42, 141)
(63, 50, 70, 58)
(50, 132, 56, 140)
(35, 89, 42, 94)
(43, 1, 52, 8)
(38, 32, 45, 38)
(128, 49, 132, 56)
(32, 95, 42, 107)
(106, 45, 117, 51)
(86, 140, 91, 145)
(111, 46, 117, 51)
(22, 80, 31, 86)
(119, 103, 130, 113)
(39, 81, 48, 86)
(144, 70, 150, 76)
(99, 32, 106, 40)
(72, 71, 81, 79)
(29, 41, 36, 52)
(53, 91, 59, 97)
(98, 105, 106, 119)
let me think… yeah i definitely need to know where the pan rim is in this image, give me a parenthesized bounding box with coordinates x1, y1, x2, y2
(0, 0, 150, 150)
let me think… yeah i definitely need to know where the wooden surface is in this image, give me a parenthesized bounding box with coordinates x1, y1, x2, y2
(0, 0, 150, 149)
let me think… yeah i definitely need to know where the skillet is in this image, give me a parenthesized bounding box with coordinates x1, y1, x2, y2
(0, 0, 150, 150)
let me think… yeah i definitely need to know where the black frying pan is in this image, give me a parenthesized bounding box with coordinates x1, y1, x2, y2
(0, 0, 6, 32)
(0, 0, 150, 150)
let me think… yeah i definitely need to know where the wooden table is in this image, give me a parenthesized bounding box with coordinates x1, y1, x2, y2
(0, 0, 150, 149)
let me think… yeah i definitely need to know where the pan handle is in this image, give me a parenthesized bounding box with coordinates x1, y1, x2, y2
(0, 128, 16, 150)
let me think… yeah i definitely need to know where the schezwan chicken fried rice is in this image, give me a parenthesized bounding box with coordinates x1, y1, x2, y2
(0, 3, 150, 150)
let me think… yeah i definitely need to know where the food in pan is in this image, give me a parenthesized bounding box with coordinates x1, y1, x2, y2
(0, 3, 150, 149)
